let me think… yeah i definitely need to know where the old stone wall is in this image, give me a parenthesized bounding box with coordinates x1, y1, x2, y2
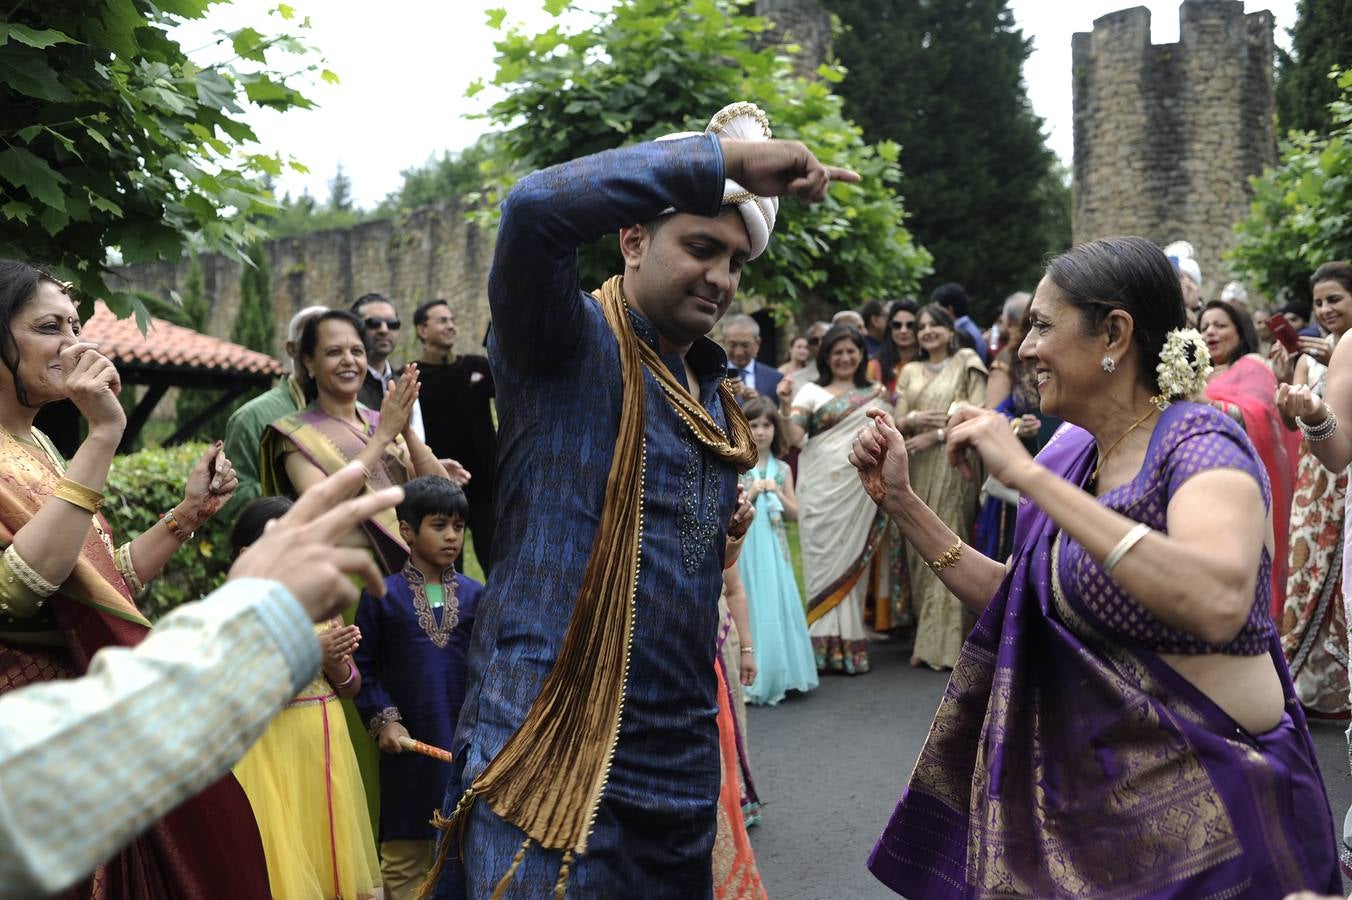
(1072, 0, 1275, 293)
(114, 197, 496, 366)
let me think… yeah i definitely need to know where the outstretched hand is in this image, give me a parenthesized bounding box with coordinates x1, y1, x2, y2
(848, 408, 911, 513)
(229, 461, 402, 622)
(719, 137, 860, 203)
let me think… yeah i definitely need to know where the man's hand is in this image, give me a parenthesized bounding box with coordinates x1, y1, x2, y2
(229, 462, 402, 621)
(718, 137, 860, 203)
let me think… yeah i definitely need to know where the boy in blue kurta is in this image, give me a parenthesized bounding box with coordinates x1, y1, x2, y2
(353, 476, 482, 900)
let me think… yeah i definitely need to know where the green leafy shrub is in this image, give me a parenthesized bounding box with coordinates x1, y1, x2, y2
(1228, 69, 1352, 305)
(103, 442, 233, 620)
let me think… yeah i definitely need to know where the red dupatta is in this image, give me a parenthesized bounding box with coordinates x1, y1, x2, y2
(0, 429, 270, 899)
(1205, 355, 1301, 619)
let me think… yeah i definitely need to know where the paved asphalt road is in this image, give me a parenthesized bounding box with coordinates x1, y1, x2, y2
(745, 640, 1352, 900)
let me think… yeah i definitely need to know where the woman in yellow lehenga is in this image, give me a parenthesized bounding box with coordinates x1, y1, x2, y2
(230, 496, 382, 900)
(894, 304, 987, 669)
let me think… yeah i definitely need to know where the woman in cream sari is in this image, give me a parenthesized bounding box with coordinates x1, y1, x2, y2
(894, 304, 987, 669)
(779, 325, 889, 674)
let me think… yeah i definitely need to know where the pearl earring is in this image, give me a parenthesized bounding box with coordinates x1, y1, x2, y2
(1101, 356, 1117, 374)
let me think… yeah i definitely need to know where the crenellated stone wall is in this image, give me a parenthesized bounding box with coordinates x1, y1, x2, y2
(114, 197, 496, 365)
(1072, 0, 1276, 293)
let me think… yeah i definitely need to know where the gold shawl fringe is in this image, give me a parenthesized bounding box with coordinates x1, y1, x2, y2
(416, 276, 754, 898)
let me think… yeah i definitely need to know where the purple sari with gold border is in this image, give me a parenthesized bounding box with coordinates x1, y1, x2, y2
(868, 409, 1341, 898)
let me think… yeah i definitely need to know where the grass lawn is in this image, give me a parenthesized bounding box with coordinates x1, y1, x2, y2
(461, 532, 485, 583)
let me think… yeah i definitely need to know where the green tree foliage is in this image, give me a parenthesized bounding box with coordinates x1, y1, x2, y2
(470, 0, 931, 313)
(825, 0, 1067, 317)
(0, 0, 326, 322)
(1275, 0, 1352, 135)
(1229, 70, 1352, 305)
(171, 253, 227, 439)
(232, 241, 274, 353)
(378, 134, 506, 213)
(264, 177, 370, 237)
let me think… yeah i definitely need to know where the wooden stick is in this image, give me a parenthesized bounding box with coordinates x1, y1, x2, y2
(398, 735, 454, 763)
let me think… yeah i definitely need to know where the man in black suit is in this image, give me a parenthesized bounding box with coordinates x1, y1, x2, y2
(721, 313, 783, 405)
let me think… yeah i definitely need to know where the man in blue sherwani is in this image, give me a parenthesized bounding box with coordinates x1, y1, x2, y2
(426, 103, 856, 898)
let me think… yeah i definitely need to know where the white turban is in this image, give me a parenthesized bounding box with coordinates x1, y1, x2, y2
(656, 102, 779, 259)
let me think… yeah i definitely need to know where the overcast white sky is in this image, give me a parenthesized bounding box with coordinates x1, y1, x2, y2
(177, 0, 1296, 209)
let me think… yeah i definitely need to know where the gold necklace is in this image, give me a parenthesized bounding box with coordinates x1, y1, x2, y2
(1089, 406, 1159, 486)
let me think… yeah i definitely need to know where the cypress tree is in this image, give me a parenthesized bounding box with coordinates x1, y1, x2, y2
(232, 242, 275, 354)
(171, 255, 218, 440)
(1275, 0, 1352, 134)
(824, 0, 1068, 317)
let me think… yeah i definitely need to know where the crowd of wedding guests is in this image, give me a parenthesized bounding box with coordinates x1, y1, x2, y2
(6, 237, 1352, 899)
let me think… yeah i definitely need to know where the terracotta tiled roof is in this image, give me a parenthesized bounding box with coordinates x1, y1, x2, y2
(82, 302, 284, 378)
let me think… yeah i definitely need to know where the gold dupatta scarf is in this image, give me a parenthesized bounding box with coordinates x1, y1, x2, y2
(0, 428, 149, 628)
(422, 276, 755, 898)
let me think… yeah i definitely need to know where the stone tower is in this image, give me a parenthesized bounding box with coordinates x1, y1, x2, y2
(755, 0, 833, 77)
(1072, 1, 1276, 293)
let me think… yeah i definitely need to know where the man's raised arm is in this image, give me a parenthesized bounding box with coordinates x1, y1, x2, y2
(488, 135, 725, 373)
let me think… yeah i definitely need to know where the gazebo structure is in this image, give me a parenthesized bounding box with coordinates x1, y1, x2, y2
(35, 302, 284, 457)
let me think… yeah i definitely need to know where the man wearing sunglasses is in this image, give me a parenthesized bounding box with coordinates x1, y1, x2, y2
(351, 292, 425, 440)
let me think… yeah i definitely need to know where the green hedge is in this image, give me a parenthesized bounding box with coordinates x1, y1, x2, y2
(103, 442, 234, 621)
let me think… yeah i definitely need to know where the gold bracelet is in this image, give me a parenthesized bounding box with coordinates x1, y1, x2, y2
(926, 540, 963, 571)
(53, 477, 103, 514)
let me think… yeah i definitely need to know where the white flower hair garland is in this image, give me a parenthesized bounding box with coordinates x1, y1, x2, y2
(1153, 328, 1212, 408)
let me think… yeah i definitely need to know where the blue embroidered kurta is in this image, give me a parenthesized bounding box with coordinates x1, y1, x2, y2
(354, 569, 482, 842)
(430, 135, 740, 898)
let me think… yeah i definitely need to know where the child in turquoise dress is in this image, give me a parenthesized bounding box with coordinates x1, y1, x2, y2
(740, 397, 819, 705)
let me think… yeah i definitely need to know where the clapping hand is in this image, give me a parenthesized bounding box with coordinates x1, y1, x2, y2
(318, 623, 360, 670)
(376, 365, 420, 444)
(1275, 382, 1327, 424)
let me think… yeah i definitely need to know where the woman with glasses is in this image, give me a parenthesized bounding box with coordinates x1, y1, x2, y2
(867, 300, 921, 403)
(894, 305, 987, 669)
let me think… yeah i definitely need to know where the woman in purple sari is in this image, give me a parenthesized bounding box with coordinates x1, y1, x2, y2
(850, 237, 1340, 898)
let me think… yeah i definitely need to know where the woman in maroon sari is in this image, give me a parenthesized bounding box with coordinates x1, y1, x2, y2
(1201, 298, 1300, 619)
(850, 238, 1339, 898)
(0, 261, 269, 897)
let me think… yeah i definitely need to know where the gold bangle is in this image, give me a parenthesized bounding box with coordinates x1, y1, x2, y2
(53, 477, 103, 514)
(926, 540, 963, 571)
